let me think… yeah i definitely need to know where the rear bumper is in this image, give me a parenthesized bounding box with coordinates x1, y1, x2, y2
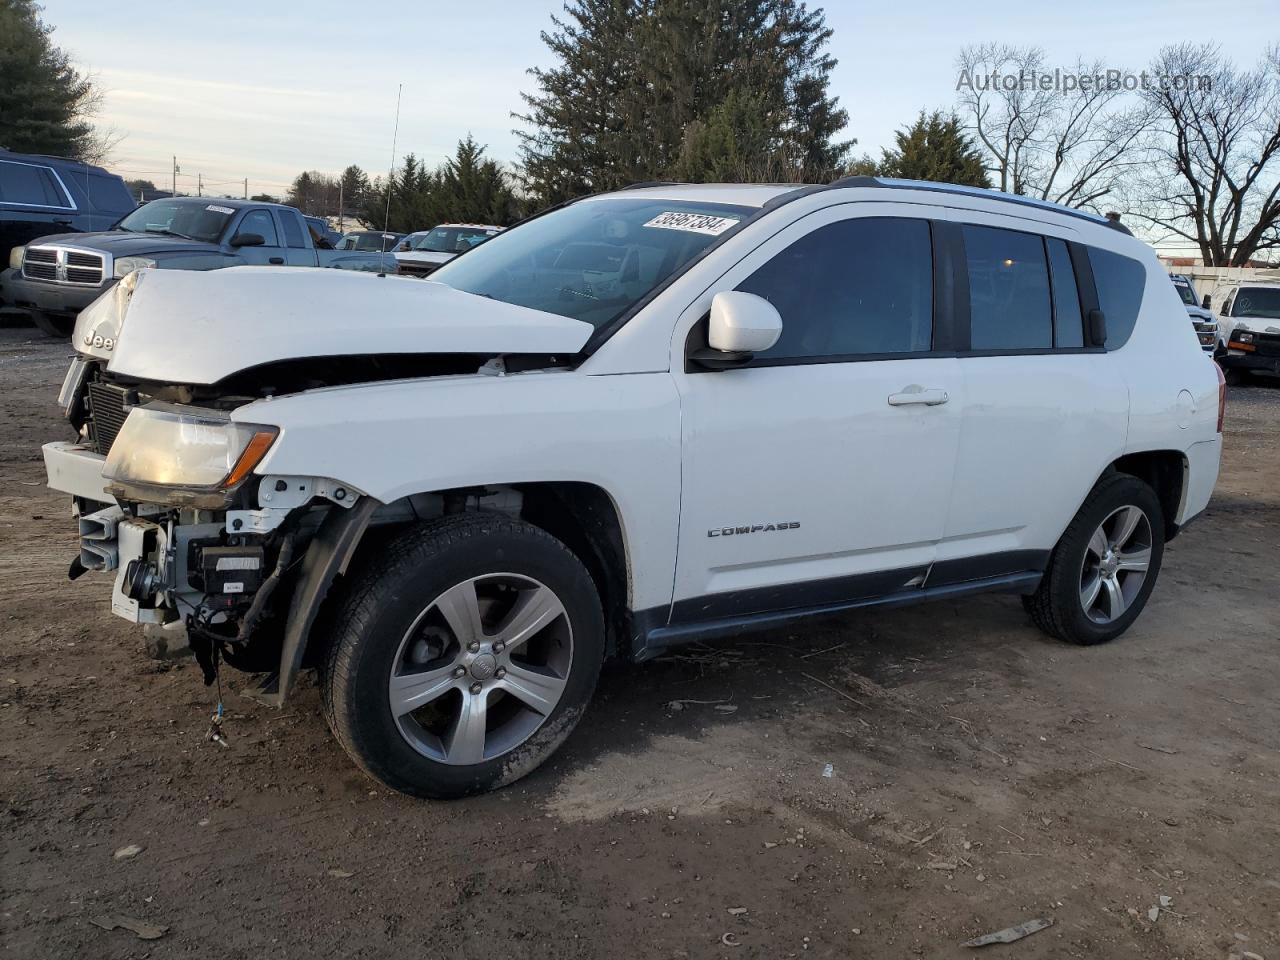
(1177, 436, 1221, 527)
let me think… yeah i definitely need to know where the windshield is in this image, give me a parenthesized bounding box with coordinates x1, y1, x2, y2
(1172, 282, 1197, 306)
(1233, 287, 1280, 320)
(117, 200, 234, 243)
(411, 227, 495, 253)
(344, 233, 401, 251)
(430, 198, 751, 329)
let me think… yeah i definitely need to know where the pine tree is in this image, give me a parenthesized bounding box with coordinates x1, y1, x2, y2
(338, 165, 370, 216)
(515, 0, 852, 204)
(433, 135, 519, 225)
(0, 0, 98, 158)
(869, 111, 991, 188)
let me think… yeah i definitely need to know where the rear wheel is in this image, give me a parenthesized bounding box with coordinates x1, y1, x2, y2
(28, 309, 74, 338)
(322, 514, 604, 798)
(1023, 473, 1165, 645)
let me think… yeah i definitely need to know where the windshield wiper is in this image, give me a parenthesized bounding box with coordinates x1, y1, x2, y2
(144, 227, 198, 241)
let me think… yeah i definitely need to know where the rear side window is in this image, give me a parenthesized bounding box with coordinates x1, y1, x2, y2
(279, 211, 306, 248)
(1046, 238, 1083, 348)
(963, 225, 1052, 350)
(0, 160, 71, 208)
(1088, 247, 1146, 348)
(83, 172, 134, 214)
(737, 217, 933, 360)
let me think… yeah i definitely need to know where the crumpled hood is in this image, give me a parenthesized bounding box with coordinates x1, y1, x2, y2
(85, 266, 593, 385)
(1185, 305, 1215, 322)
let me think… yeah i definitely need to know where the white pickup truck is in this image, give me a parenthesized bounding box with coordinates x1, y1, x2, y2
(44, 178, 1222, 798)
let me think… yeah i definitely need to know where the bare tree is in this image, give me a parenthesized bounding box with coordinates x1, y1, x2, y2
(955, 44, 1150, 210)
(1128, 44, 1280, 267)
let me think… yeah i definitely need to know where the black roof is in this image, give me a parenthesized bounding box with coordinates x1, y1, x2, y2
(0, 147, 116, 177)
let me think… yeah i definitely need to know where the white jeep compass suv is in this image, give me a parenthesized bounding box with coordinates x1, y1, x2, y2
(44, 177, 1224, 798)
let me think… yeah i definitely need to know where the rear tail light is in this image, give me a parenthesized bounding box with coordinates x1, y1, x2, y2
(1215, 361, 1226, 433)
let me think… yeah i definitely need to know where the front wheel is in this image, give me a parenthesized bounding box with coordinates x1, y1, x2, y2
(322, 514, 604, 798)
(28, 309, 74, 338)
(1023, 473, 1165, 645)
(1223, 366, 1250, 387)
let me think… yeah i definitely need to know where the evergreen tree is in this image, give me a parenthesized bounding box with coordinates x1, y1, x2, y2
(867, 111, 991, 187)
(338, 164, 369, 214)
(515, 0, 851, 204)
(0, 0, 98, 158)
(432, 135, 519, 225)
(364, 140, 520, 232)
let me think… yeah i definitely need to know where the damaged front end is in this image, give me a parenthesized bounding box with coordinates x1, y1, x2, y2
(44, 264, 590, 702)
(49, 385, 377, 701)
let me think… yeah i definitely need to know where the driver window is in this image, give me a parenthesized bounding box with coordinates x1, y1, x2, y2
(736, 217, 934, 361)
(239, 210, 280, 247)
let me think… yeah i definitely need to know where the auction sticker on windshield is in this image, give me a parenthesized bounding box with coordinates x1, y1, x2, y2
(206, 204, 235, 215)
(643, 211, 740, 236)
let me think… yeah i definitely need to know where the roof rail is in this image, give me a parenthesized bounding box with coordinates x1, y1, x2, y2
(826, 175, 1118, 230)
(827, 175, 881, 189)
(618, 180, 682, 190)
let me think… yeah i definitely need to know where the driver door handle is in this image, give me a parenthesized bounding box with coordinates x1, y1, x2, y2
(887, 386, 949, 406)
(268, 256, 285, 264)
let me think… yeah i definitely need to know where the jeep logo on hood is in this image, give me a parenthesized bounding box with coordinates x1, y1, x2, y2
(83, 332, 114, 351)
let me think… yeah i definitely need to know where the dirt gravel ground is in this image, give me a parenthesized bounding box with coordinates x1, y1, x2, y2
(1, 325, 1277, 959)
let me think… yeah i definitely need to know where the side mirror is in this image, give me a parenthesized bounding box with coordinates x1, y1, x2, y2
(1087, 308, 1108, 346)
(689, 291, 783, 370)
(1201, 294, 1211, 309)
(230, 232, 265, 248)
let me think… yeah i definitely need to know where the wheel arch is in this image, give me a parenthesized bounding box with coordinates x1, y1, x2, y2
(348, 480, 635, 654)
(1105, 449, 1188, 541)
(278, 479, 636, 703)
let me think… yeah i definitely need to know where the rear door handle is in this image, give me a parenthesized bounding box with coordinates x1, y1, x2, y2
(887, 386, 949, 406)
(268, 256, 285, 264)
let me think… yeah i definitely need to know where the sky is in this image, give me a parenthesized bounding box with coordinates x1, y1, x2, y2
(43, 0, 1280, 210)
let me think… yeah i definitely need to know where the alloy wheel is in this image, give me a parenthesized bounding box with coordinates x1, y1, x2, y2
(1078, 505, 1153, 624)
(387, 574, 573, 764)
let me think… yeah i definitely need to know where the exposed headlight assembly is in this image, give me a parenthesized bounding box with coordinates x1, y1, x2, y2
(114, 256, 157, 278)
(103, 404, 277, 508)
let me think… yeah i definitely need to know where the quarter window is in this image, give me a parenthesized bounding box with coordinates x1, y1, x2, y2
(239, 210, 279, 247)
(963, 225, 1052, 350)
(1087, 247, 1146, 349)
(737, 217, 933, 361)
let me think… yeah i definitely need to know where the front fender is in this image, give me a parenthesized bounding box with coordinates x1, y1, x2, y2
(273, 497, 379, 704)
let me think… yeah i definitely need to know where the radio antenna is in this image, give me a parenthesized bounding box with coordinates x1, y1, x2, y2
(383, 83, 403, 237)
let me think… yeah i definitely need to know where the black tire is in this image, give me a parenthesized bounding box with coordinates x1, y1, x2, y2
(1023, 473, 1166, 646)
(1223, 367, 1250, 387)
(321, 513, 604, 799)
(27, 309, 74, 338)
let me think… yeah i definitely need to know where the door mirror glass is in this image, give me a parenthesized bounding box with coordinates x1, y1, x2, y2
(708, 291, 783, 354)
(230, 232, 264, 248)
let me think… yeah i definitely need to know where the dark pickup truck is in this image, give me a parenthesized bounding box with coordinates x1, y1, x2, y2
(2, 196, 396, 336)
